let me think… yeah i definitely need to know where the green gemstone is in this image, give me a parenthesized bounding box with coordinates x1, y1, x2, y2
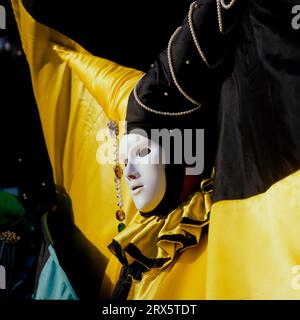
(118, 223, 126, 233)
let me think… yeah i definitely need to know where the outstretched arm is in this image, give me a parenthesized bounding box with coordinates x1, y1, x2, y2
(11, 0, 143, 187)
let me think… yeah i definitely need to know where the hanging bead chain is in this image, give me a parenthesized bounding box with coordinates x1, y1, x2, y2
(133, 24, 202, 117)
(107, 120, 126, 233)
(216, 0, 237, 34)
(167, 27, 203, 108)
(188, 2, 227, 69)
(134, 75, 202, 116)
(220, 0, 237, 10)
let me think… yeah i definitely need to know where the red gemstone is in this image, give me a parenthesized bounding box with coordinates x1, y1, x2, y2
(116, 210, 126, 221)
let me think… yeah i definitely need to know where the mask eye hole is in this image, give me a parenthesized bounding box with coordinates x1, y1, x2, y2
(137, 147, 151, 157)
(123, 159, 128, 167)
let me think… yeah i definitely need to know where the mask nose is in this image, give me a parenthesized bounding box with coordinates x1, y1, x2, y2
(125, 162, 140, 181)
(127, 174, 136, 181)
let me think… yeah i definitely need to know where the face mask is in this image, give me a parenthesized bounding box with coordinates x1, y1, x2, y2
(119, 133, 167, 213)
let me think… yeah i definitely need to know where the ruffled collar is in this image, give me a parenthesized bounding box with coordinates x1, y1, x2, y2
(108, 180, 213, 278)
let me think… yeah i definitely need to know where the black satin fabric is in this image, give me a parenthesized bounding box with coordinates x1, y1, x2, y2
(214, 0, 300, 201)
(128, 0, 300, 202)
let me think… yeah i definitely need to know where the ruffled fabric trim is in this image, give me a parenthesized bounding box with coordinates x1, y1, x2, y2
(108, 179, 213, 276)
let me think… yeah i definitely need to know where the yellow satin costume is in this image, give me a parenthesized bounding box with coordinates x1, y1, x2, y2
(12, 0, 208, 299)
(12, 0, 300, 299)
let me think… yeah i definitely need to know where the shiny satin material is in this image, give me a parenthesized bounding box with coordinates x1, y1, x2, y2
(208, 170, 300, 299)
(214, 0, 300, 201)
(52, 44, 143, 123)
(109, 190, 211, 275)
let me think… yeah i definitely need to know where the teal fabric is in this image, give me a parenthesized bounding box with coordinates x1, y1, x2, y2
(35, 245, 79, 300)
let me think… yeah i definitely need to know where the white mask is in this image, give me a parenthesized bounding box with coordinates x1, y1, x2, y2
(119, 133, 167, 213)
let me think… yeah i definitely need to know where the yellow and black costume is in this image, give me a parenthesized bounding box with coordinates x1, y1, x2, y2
(12, 0, 300, 299)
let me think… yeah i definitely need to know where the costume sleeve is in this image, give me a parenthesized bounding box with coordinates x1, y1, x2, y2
(11, 0, 143, 186)
(129, 0, 241, 115)
(11, 0, 143, 297)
